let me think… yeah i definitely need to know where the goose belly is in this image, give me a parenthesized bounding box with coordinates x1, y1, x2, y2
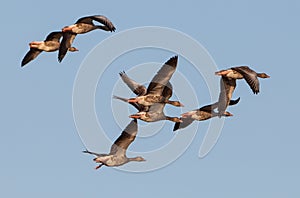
(37, 42, 59, 52)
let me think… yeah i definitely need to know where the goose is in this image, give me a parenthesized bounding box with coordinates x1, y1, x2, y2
(21, 31, 78, 67)
(129, 82, 182, 123)
(58, 15, 116, 62)
(83, 119, 145, 169)
(215, 66, 270, 94)
(119, 56, 184, 107)
(173, 98, 240, 131)
(114, 71, 182, 123)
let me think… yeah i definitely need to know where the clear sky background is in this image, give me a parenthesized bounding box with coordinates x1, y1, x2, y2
(1, 0, 299, 197)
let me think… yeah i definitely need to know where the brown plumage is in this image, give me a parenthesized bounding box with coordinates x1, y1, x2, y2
(58, 15, 116, 62)
(21, 31, 78, 67)
(215, 66, 270, 94)
(119, 56, 184, 108)
(129, 82, 182, 123)
(114, 70, 182, 123)
(217, 76, 237, 116)
(173, 98, 240, 131)
(83, 119, 145, 170)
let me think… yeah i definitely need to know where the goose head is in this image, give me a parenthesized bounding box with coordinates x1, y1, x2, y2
(129, 156, 146, 162)
(68, 47, 79, 52)
(257, 73, 270, 78)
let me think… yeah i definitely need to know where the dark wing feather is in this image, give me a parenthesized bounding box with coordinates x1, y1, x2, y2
(90, 15, 116, 31)
(161, 82, 173, 99)
(58, 32, 76, 62)
(110, 119, 138, 156)
(199, 102, 218, 112)
(173, 117, 194, 131)
(76, 16, 94, 24)
(44, 31, 63, 42)
(147, 82, 173, 113)
(200, 97, 239, 113)
(147, 56, 178, 95)
(229, 97, 240, 105)
(232, 66, 260, 94)
(119, 71, 147, 96)
(21, 48, 42, 67)
(76, 15, 116, 32)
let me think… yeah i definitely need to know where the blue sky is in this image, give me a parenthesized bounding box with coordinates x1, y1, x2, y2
(1, 0, 299, 197)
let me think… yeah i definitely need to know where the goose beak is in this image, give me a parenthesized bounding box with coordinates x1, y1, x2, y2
(215, 70, 229, 76)
(62, 25, 76, 32)
(127, 98, 138, 103)
(129, 114, 140, 119)
(225, 112, 234, 117)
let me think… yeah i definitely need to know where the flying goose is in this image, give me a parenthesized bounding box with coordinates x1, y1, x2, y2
(215, 66, 270, 94)
(83, 119, 145, 169)
(119, 56, 184, 107)
(21, 31, 78, 67)
(114, 71, 182, 123)
(128, 82, 182, 123)
(173, 98, 240, 131)
(58, 15, 116, 62)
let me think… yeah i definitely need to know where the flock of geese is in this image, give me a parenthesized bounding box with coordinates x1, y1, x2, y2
(22, 15, 270, 170)
(21, 15, 115, 66)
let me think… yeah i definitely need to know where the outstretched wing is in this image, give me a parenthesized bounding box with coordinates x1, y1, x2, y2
(147, 82, 173, 113)
(201, 97, 240, 114)
(119, 71, 147, 96)
(44, 31, 63, 42)
(173, 117, 194, 131)
(58, 32, 76, 62)
(110, 119, 138, 156)
(147, 55, 178, 95)
(217, 76, 236, 114)
(232, 66, 260, 94)
(21, 48, 42, 67)
(162, 82, 173, 99)
(76, 15, 116, 32)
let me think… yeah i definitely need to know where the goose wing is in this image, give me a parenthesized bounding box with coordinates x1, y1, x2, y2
(147, 56, 178, 95)
(217, 76, 236, 114)
(119, 71, 147, 96)
(44, 31, 63, 42)
(232, 66, 260, 94)
(162, 82, 173, 99)
(76, 15, 116, 32)
(110, 119, 138, 156)
(147, 81, 173, 113)
(21, 48, 42, 67)
(58, 32, 76, 62)
(173, 117, 194, 131)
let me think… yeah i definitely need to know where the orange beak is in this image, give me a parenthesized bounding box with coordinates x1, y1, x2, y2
(129, 114, 141, 119)
(215, 70, 230, 76)
(62, 25, 76, 32)
(127, 98, 138, 103)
